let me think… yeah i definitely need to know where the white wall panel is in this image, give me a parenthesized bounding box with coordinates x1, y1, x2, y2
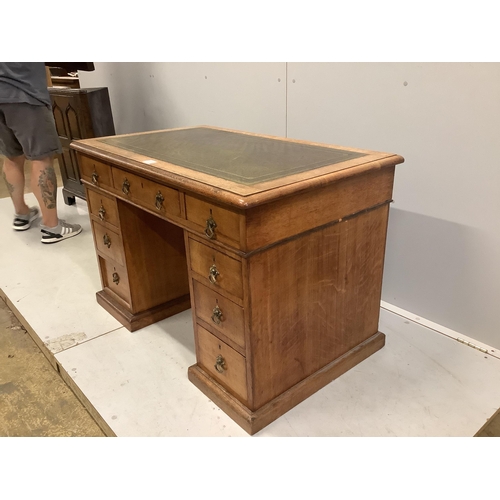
(79, 62, 286, 136)
(287, 63, 500, 348)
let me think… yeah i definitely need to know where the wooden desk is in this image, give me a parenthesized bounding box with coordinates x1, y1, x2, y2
(71, 126, 404, 434)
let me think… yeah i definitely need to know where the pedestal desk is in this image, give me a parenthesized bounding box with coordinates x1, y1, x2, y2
(71, 126, 404, 434)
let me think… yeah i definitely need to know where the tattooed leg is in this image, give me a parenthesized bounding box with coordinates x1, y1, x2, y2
(37, 164, 57, 209)
(31, 157, 58, 227)
(2, 155, 30, 215)
(2, 170, 14, 196)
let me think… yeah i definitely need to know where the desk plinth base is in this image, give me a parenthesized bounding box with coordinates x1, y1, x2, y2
(188, 331, 385, 435)
(96, 291, 191, 332)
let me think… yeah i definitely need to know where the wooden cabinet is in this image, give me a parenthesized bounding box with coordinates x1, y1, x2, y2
(71, 126, 404, 434)
(49, 87, 115, 205)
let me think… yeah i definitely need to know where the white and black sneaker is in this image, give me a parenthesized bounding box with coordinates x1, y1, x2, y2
(40, 219, 82, 244)
(13, 207, 39, 231)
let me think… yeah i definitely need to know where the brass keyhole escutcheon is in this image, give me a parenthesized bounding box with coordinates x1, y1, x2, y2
(205, 214, 217, 239)
(98, 206, 106, 220)
(103, 233, 111, 248)
(214, 355, 226, 373)
(122, 178, 130, 195)
(155, 190, 164, 210)
(208, 264, 220, 284)
(211, 305, 223, 325)
(91, 170, 99, 185)
(112, 272, 120, 285)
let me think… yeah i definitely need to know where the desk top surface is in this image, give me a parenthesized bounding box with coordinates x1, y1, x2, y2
(98, 127, 368, 185)
(72, 126, 404, 208)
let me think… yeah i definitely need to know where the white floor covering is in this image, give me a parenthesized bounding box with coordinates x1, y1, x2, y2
(1, 191, 499, 437)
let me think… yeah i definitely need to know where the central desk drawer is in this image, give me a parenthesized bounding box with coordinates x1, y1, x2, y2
(188, 237, 243, 300)
(196, 325, 248, 403)
(111, 167, 181, 218)
(92, 220, 125, 266)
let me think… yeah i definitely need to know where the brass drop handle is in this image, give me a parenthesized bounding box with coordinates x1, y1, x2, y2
(122, 178, 130, 195)
(103, 233, 111, 248)
(211, 305, 223, 325)
(214, 355, 226, 373)
(208, 264, 220, 285)
(112, 272, 120, 284)
(205, 215, 217, 239)
(98, 206, 106, 220)
(91, 170, 99, 185)
(155, 190, 164, 210)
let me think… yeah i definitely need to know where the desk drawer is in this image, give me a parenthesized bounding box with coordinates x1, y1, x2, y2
(193, 280, 245, 349)
(111, 167, 181, 218)
(80, 155, 113, 189)
(92, 220, 125, 266)
(87, 188, 119, 228)
(188, 237, 243, 300)
(185, 194, 242, 248)
(196, 325, 248, 403)
(100, 257, 131, 306)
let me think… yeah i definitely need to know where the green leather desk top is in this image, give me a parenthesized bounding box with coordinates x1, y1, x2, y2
(99, 127, 367, 185)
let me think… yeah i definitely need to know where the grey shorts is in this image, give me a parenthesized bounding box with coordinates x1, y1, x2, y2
(0, 102, 61, 160)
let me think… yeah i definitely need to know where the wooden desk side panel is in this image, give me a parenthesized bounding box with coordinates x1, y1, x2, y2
(117, 199, 190, 313)
(245, 166, 395, 252)
(247, 204, 390, 409)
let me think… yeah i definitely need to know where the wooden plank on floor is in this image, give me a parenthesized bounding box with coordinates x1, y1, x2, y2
(474, 407, 500, 437)
(0, 296, 107, 436)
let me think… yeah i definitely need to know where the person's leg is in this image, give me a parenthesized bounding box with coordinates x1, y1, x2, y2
(32, 155, 82, 243)
(30, 156, 58, 227)
(3, 153, 40, 231)
(3, 102, 81, 241)
(2, 154, 30, 215)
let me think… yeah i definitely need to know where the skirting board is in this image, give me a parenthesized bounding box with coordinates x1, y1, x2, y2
(380, 300, 499, 360)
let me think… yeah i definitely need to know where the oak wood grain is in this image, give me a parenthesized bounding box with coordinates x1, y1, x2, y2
(118, 200, 190, 314)
(247, 204, 390, 409)
(185, 194, 243, 248)
(245, 166, 394, 252)
(193, 279, 246, 349)
(86, 187, 119, 228)
(188, 237, 243, 300)
(196, 325, 248, 403)
(111, 166, 181, 218)
(80, 155, 113, 189)
(100, 257, 131, 306)
(92, 220, 125, 267)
